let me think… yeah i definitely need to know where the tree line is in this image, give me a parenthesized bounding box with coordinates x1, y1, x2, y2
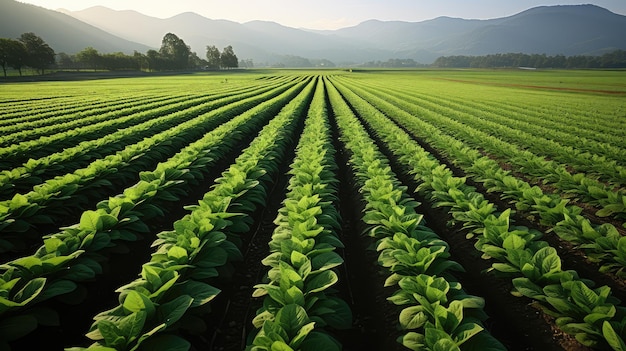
(432, 50, 626, 69)
(360, 58, 428, 68)
(0, 32, 55, 76)
(0, 32, 244, 76)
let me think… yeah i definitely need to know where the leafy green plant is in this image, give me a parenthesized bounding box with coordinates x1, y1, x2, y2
(249, 79, 351, 350)
(327, 78, 505, 351)
(328, 75, 626, 350)
(71, 77, 316, 351)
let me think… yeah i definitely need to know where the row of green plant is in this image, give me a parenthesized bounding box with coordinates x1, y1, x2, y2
(342, 76, 626, 224)
(0, 80, 285, 168)
(0, 78, 265, 129)
(0, 96, 207, 167)
(350, 77, 626, 187)
(0, 78, 313, 350)
(66, 77, 317, 351)
(248, 79, 350, 351)
(0, 79, 305, 249)
(375, 72, 626, 148)
(0, 94, 147, 127)
(0, 95, 210, 197)
(0, 94, 175, 143)
(335, 79, 626, 278)
(459, 95, 626, 152)
(379, 77, 626, 152)
(485, 98, 626, 145)
(420, 91, 626, 182)
(326, 79, 506, 351)
(0, 79, 289, 199)
(1, 79, 275, 140)
(329, 77, 626, 350)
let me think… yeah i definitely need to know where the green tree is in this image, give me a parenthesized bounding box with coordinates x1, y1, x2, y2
(146, 49, 162, 71)
(239, 59, 254, 68)
(220, 45, 238, 69)
(134, 51, 148, 71)
(188, 51, 207, 69)
(205, 45, 221, 69)
(56, 52, 76, 71)
(76, 47, 101, 71)
(159, 33, 190, 70)
(0, 38, 27, 77)
(19, 32, 55, 75)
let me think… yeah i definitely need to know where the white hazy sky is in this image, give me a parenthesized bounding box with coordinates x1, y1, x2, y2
(17, 0, 626, 29)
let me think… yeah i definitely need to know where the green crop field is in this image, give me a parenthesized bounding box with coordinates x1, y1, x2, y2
(1, 69, 625, 351)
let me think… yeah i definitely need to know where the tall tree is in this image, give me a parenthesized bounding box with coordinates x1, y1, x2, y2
(188, 51, 207, 69)
(0, 38, 27, 77)
(205, 45, 221, 69)
(134, 51, 148, 71)
(76, 47, 101, 71)
(159, 33, 190, 70)
(56, 52, 76, 71)
(19, 32, 55, 75)
(146, 49, 162, 71)
(220, 45, 238, 69)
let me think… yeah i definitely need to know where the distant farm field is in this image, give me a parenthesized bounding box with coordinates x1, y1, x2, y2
(1, 69, 626, 351)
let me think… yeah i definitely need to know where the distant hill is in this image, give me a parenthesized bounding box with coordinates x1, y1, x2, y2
(431, 5, 626, 56)
(61, 6, 388, 65)
(0, 0, 150, 54)
(63, 4, 626, 65)
(3, 1, 626, 65)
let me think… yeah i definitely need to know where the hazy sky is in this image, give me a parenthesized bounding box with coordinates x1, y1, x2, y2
(18, 0, 626, 29)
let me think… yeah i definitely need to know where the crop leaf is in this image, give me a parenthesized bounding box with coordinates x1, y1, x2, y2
(289, 321, 315, 349)
(570, 281, 599, 311)
(123, 290, 155, 317)
(176, 280, 220, 308)
(304, 270, 337, 294)
(135, 334, 191, 351)
(13, 277, 46, 304)
(97, 320, 127, 349)
(452, 322, 484, 345)
(603, 321, 626, 351)
(270, 341, 294, 351)
(308, 296, 352, 329)
(118, 311, 147, 344)
(0, 315, 38, 341)
(299, 331, 341, 351)
(399, 306, 428, 330)
(275, 304, 310, 337)
(310, 251, 343, 272)
(158, 295, 193, 326)
(398, 331, 425, 351)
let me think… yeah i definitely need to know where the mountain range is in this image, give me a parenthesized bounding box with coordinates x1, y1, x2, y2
(2, 0, 626, 65)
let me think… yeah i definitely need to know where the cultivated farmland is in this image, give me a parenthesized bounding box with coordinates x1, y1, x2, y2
(1, 69, 625, 351)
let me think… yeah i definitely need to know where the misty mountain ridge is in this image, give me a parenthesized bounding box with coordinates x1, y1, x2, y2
(0, 0, 150, 54)
(3, 1, 626, 65)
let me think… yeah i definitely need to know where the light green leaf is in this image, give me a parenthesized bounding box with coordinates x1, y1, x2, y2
(275, 304, 310, 337)
(123, 290, 155, 317)
(603, 321, 626, 351)
(304, 270, 337, 294)
(80, 211, 101, 232)
(399, 306, 428, 330)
